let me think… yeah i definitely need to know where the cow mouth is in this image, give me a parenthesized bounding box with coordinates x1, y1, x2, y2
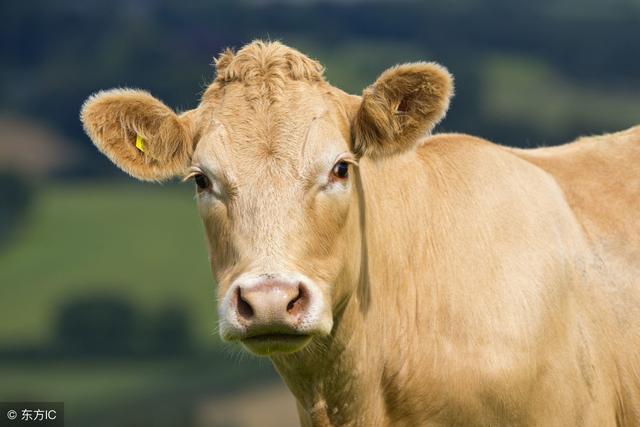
(240, 332, 312, 355)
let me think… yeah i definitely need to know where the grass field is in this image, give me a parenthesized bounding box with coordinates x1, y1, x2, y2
(0, 356, 279, 425)
(0, 181, 217, 348)
(0, 181, 282, 425)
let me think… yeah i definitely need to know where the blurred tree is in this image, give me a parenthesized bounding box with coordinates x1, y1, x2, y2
(146, 303, 193, 356)
(56, 293, 138, 358)
(0, 0, 638, 169)
(0, 172, 33, 249)
(55, 294, 194, 358)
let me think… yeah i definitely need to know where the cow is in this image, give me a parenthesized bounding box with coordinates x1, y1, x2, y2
(80, 40, 640, 426)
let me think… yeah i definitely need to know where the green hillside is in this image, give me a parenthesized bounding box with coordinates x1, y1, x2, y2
(0, 182, 217, 348)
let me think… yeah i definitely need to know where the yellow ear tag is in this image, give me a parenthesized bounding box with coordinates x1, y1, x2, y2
(135, 134, 146, 153)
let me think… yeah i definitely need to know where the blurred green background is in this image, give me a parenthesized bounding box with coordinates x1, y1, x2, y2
(1, 0, 639, 425)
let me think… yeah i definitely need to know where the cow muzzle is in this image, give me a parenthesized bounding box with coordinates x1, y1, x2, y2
(219, 273, 332, 355)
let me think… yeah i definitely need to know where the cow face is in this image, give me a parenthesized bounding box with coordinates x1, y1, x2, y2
(190, 77, 359, 356)
(80, 41, 452, 355)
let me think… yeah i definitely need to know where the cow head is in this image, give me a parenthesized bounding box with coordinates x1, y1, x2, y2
(81, 41, 453, 356)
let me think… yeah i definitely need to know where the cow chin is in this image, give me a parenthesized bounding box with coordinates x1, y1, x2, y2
(240, 333, 314, 356)
(224, 321, 333, 356)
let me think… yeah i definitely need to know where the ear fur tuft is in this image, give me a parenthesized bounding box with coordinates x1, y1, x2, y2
(353, 62, 454, 158)
(80, 89, 193, 181)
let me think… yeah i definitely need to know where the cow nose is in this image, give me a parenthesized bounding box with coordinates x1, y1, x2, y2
(235, 280, 309, 328)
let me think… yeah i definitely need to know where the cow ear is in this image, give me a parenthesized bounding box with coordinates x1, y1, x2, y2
(353, 62, 453, 158)
(80, 89, 196, 181)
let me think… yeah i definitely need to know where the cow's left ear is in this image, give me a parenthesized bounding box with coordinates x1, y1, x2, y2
(81, 89, 197, 181)
(353, 62, 453, 158)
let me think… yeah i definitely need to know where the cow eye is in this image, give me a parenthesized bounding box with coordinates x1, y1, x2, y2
(193, 173, 211, 191)
(331, 161, 350, 180)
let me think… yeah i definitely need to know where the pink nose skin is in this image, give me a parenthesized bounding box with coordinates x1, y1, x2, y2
(234, 280, 310, 332)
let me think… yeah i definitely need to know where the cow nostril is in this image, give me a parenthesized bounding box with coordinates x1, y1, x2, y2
(287, 284, 308, 316)
(236, 287, 254, 319)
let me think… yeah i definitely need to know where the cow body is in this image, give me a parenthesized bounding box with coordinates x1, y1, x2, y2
(80, 41, 640, 426)
(275, 132, 640, 426)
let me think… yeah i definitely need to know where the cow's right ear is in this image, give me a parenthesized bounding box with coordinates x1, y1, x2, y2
(80, 89, 197, 181)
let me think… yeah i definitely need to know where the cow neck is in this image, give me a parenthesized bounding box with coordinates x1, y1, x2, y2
(270, 290, 386, 426)
(269, 166, 389, 425)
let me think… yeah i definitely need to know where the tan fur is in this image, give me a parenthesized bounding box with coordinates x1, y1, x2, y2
(214, 41, 325, 85)
(512, 126, 640, 262)
(80, 41, 640, 426)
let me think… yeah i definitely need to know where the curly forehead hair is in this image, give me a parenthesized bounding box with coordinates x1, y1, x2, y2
(213, 40, 326, 86)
